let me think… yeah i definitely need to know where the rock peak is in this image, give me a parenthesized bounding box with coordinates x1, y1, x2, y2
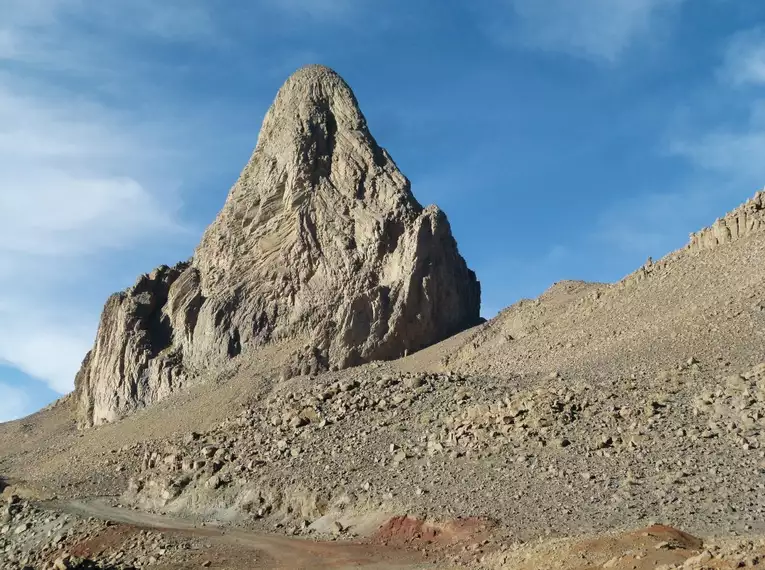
(274, 64, 359, 110)
(260, 64, 367, 147)
(74, 65, 481, 427)
(285, 64, 345, 86)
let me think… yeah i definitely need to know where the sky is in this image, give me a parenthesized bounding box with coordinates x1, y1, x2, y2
(1, 0, 764, 422)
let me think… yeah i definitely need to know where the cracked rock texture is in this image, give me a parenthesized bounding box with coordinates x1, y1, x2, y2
(74, 65, 480, 427)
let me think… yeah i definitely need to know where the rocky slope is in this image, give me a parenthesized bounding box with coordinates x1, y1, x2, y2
(2, 188, 765, 568)
(447, 190, 765, 383)
(74, 65, 480, 428)
(1, 495, 197, 570)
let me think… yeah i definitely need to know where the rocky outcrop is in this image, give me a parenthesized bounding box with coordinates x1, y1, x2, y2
(74, 263, 196, 426)
(75, 65, 481, 427)
(687, 190, 765, 252)
(620, 189, 765, 289)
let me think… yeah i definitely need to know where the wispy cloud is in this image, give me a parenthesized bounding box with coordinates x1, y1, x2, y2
(670, 121, 765, 182)
(672, 41, 765, 183)
(490, 0, 683, 63)
(595, 122, 765, 259)
(595, 29, 765, 258)
(270, 0, 358, 20)
(0, 382, 30, 423)
(0, 83, 185, 393)
(0, 0, 217, 74)
(0, 1, 204, 399)
(0, 84, 184, 257)
(721, 27, 765, 86)
(0, 314, 92, 394)
(594, 188, 713, 255)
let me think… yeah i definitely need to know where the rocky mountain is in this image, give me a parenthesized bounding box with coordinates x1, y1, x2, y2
(8, 61, 765, 570)
(74, 65, 480, 428)
(4, 187, 764, 569)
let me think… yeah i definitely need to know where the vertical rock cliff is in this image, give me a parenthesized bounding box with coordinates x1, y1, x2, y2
(75, 65, 481, 427)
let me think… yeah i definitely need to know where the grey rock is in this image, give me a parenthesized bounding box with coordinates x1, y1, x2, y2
(75, 64, 480, 427)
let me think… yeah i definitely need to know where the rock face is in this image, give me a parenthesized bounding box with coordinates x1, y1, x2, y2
(75, 65, 481, 427)
(688, 190, 764, 252)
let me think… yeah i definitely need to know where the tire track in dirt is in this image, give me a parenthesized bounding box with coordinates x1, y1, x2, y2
(52, 499, 432, 570)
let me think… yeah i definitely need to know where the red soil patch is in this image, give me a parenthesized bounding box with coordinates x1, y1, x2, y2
(373, 515, 494, 546)
(67, 523, 142, 559)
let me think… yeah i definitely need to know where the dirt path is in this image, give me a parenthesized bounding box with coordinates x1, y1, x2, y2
(52, 500, 433, 569)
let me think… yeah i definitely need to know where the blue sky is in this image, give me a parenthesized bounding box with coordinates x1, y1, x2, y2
(1, 0, 764, 422)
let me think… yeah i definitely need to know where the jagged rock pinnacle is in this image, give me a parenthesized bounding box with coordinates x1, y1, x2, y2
(74, 66, 481, 427)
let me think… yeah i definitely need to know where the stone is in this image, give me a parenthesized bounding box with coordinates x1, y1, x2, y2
(289, 416, 309, 428)
(200, 446, 218, 458)
(74, 64, 481, 427)
(404, 376, 425, 389)
(596, 436, 613, 449)
(392, 450, 408, 464)
(339, 379, 359, 393)
(205, 475, 222, 490)
(683, 550, 712, 568)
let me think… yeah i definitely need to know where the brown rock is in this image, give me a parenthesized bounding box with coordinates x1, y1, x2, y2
(74, 64, 480, 427)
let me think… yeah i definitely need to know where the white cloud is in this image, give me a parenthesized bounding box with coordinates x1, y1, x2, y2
(721, 28, 765, 86)
(598, 107, 765, 256)
(593, 26, 765, 257)
(0, 317, 92, 394)
(0, 84, 184, 393)
(670, 101, 765, 183)
(499, 0, 682, 62)
(0, 2, 201, 398)
(0, 170, 179, 258)
(671, 130, 765, 180)
(598, 96, 765, 258)
(595, 189, 709, 254)
(0, 0, 217, 71)
(0, 80, 185, 260)
(0, 30, 18, 59)
(0, 382, 31, 423)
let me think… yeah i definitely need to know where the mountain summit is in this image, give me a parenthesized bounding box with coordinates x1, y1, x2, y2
(74, 65, 481, 427)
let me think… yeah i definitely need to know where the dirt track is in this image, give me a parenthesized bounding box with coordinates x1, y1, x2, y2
(53, 500, 432, 570)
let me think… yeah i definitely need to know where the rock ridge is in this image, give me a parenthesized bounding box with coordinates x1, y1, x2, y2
(620, 189, 765, 289)
(688, 189, 764, 252)
(74, 64, 481, 427)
